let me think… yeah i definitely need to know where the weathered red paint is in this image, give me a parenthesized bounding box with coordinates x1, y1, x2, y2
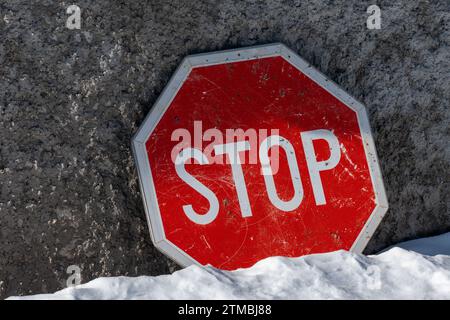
(145, 56, 376, 270)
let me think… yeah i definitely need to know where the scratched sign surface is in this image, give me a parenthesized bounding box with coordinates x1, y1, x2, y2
(132, 44, 388, 270)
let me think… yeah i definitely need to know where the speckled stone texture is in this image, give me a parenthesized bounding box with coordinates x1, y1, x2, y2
(0, 0, 448, 298)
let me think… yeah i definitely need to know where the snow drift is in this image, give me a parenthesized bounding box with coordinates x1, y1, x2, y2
(9, 233, 450, 300)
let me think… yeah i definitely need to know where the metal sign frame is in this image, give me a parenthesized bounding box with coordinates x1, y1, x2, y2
(132, 43, 389, 268)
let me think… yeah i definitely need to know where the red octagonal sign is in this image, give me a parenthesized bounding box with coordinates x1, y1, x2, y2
(132, 44, 388, 270)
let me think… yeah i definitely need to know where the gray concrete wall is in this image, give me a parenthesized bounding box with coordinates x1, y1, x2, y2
(0, 0, 448, 298)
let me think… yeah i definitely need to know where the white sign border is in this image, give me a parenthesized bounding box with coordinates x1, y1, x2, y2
(132, 43, 389, 268)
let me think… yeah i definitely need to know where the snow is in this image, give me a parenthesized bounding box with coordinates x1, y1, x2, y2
(8, 232, 450, 300)
(392, 232, 450, 256)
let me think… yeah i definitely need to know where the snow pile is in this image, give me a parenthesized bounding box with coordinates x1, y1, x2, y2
(9, 233, 450, 300)
(393, 232, 450, 256)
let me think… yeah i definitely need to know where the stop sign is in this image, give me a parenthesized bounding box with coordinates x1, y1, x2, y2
(132, 43, 388, 270)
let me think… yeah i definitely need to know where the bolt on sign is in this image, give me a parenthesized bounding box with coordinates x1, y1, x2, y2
(132, 43, 388, 270)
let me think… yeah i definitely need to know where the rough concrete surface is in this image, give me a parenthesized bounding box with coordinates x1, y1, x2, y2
(0, 0, 448, 298)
